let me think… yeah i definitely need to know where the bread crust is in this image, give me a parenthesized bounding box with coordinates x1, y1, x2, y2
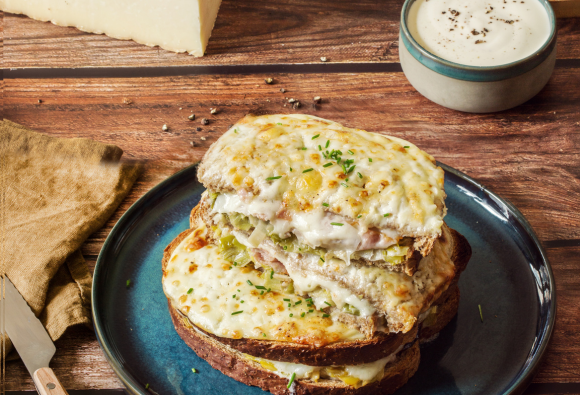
(169, 302, 420, 395)
(419, 285, 460, 341)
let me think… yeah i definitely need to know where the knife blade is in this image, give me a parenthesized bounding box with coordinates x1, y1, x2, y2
(2, 276, 68, 394)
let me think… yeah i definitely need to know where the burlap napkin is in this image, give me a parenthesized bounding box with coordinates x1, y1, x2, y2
(0, 120, 142, 357)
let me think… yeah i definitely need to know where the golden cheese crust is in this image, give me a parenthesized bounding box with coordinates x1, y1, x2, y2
(198, 114, 446, 240)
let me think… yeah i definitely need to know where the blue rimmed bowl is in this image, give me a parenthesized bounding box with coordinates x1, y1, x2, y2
(399, 0, 557, 113)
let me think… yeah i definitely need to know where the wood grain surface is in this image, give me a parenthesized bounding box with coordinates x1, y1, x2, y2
(3, 70, 580, 391)
(2, 0, 580, 69)
(3, 0, 580, 392)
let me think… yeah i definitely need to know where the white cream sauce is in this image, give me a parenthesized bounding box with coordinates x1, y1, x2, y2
(408, 0, 551, 66)
(213, 192, 397, 253)
(248, 347, 400, 381)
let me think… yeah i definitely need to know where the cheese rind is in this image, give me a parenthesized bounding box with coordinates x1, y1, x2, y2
(1, 0, 222, 56)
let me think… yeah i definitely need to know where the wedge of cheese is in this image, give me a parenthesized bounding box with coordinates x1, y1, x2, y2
(1, 0, 222, 56)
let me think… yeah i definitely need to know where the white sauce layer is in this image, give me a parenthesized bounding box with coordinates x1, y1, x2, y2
(213, 192, 397, 253)
(249, 347, 400, 381)
(408, 0, 550, 66)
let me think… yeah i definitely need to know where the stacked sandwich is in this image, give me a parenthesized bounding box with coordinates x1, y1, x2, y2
(162, 114, 471, 394)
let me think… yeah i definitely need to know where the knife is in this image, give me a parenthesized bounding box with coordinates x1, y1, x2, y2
(2, 276, 68, 395)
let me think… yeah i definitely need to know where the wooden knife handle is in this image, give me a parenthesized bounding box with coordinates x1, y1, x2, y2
(33, 368, 69, 395)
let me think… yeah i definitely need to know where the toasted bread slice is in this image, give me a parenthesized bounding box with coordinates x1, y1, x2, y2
(419, 284, 460, 341)
(169, 302, 420, 395)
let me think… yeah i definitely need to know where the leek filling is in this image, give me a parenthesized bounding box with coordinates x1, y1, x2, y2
(219, 211, 411, 265)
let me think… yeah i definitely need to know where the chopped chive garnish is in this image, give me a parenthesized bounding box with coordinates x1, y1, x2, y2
(303, 168, 314, 173)
(322, 314, 330, 318)
(301, 312, 306, 317)
(277, 123, 283, 125)
(325, 140, 330, 148)
(145, 384, 149, 389)
(308, 309, 314, 313)
(263, 333, 267, 337)
(306, 298, 313, 302)
(479, 304, 484, 322)
(237, 289, 240, 292)
(301, 147, 307, 150)
(348, 150, 354, 155)
(284, 298, 291, 302)
(345, 178, 349, 182)
(232, 294, 236, 298)
(241, 300, 245, 303)
(187, 288, 193, 294)
(247, 280, 253, 286)
(318, 145, 322, 151)
(266, 176, 282, 181)
(369, 158, 372, 162)
(271, 270, 274, 279)
(126, 279, 131, 288)
(233, 262, 237, 266)
(323, 162, 333, 168)
(192, 368, 197, 373)
(255, 285, 267, 290)
(384, 213, 391, 217)
(267, 288, 271, 292)
(357, 214, 362, 218)
(330, 222, 344, 226)
(324, 301, 332, 306)
(289, 313, 294, 317)
(295, 300, 302, 305)
(322, 203, 329, 207)
(288, 372, 296, 388)
(260, 290, 264, 295)
(357, 172, 363, 179)
(312, 134, 320, 140)
(341, 182, 348, 188)
(290, 167, 293, 171)
(404, 146, 410, 148)
(283, 246, 288, 250)
(231, 311, 243, 315)
(320, 257, 325, 262)
(288, 303, 291, 307)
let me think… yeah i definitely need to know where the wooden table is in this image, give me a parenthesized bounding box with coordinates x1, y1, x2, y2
(3, 1, 580, 393)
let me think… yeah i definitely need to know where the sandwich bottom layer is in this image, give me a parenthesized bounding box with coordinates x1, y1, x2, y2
(169, 302, 421, 395)
(166, 284, 460, 394)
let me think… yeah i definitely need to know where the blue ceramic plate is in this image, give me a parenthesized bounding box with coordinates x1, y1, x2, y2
(93, 163, 555, 395)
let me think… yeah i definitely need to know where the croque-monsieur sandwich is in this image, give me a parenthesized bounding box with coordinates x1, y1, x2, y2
(162, 114, 471, 394)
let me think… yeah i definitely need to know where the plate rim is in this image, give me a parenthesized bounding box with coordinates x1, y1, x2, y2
(91, 162, 556, 395)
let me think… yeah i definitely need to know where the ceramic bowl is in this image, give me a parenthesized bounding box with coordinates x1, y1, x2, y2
(399, 0, 557, 113)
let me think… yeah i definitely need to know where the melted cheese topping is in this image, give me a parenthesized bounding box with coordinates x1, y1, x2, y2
(234, 225, 456, 333)
(198, 114, 446, 250)
(162, 227, 365, 344)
